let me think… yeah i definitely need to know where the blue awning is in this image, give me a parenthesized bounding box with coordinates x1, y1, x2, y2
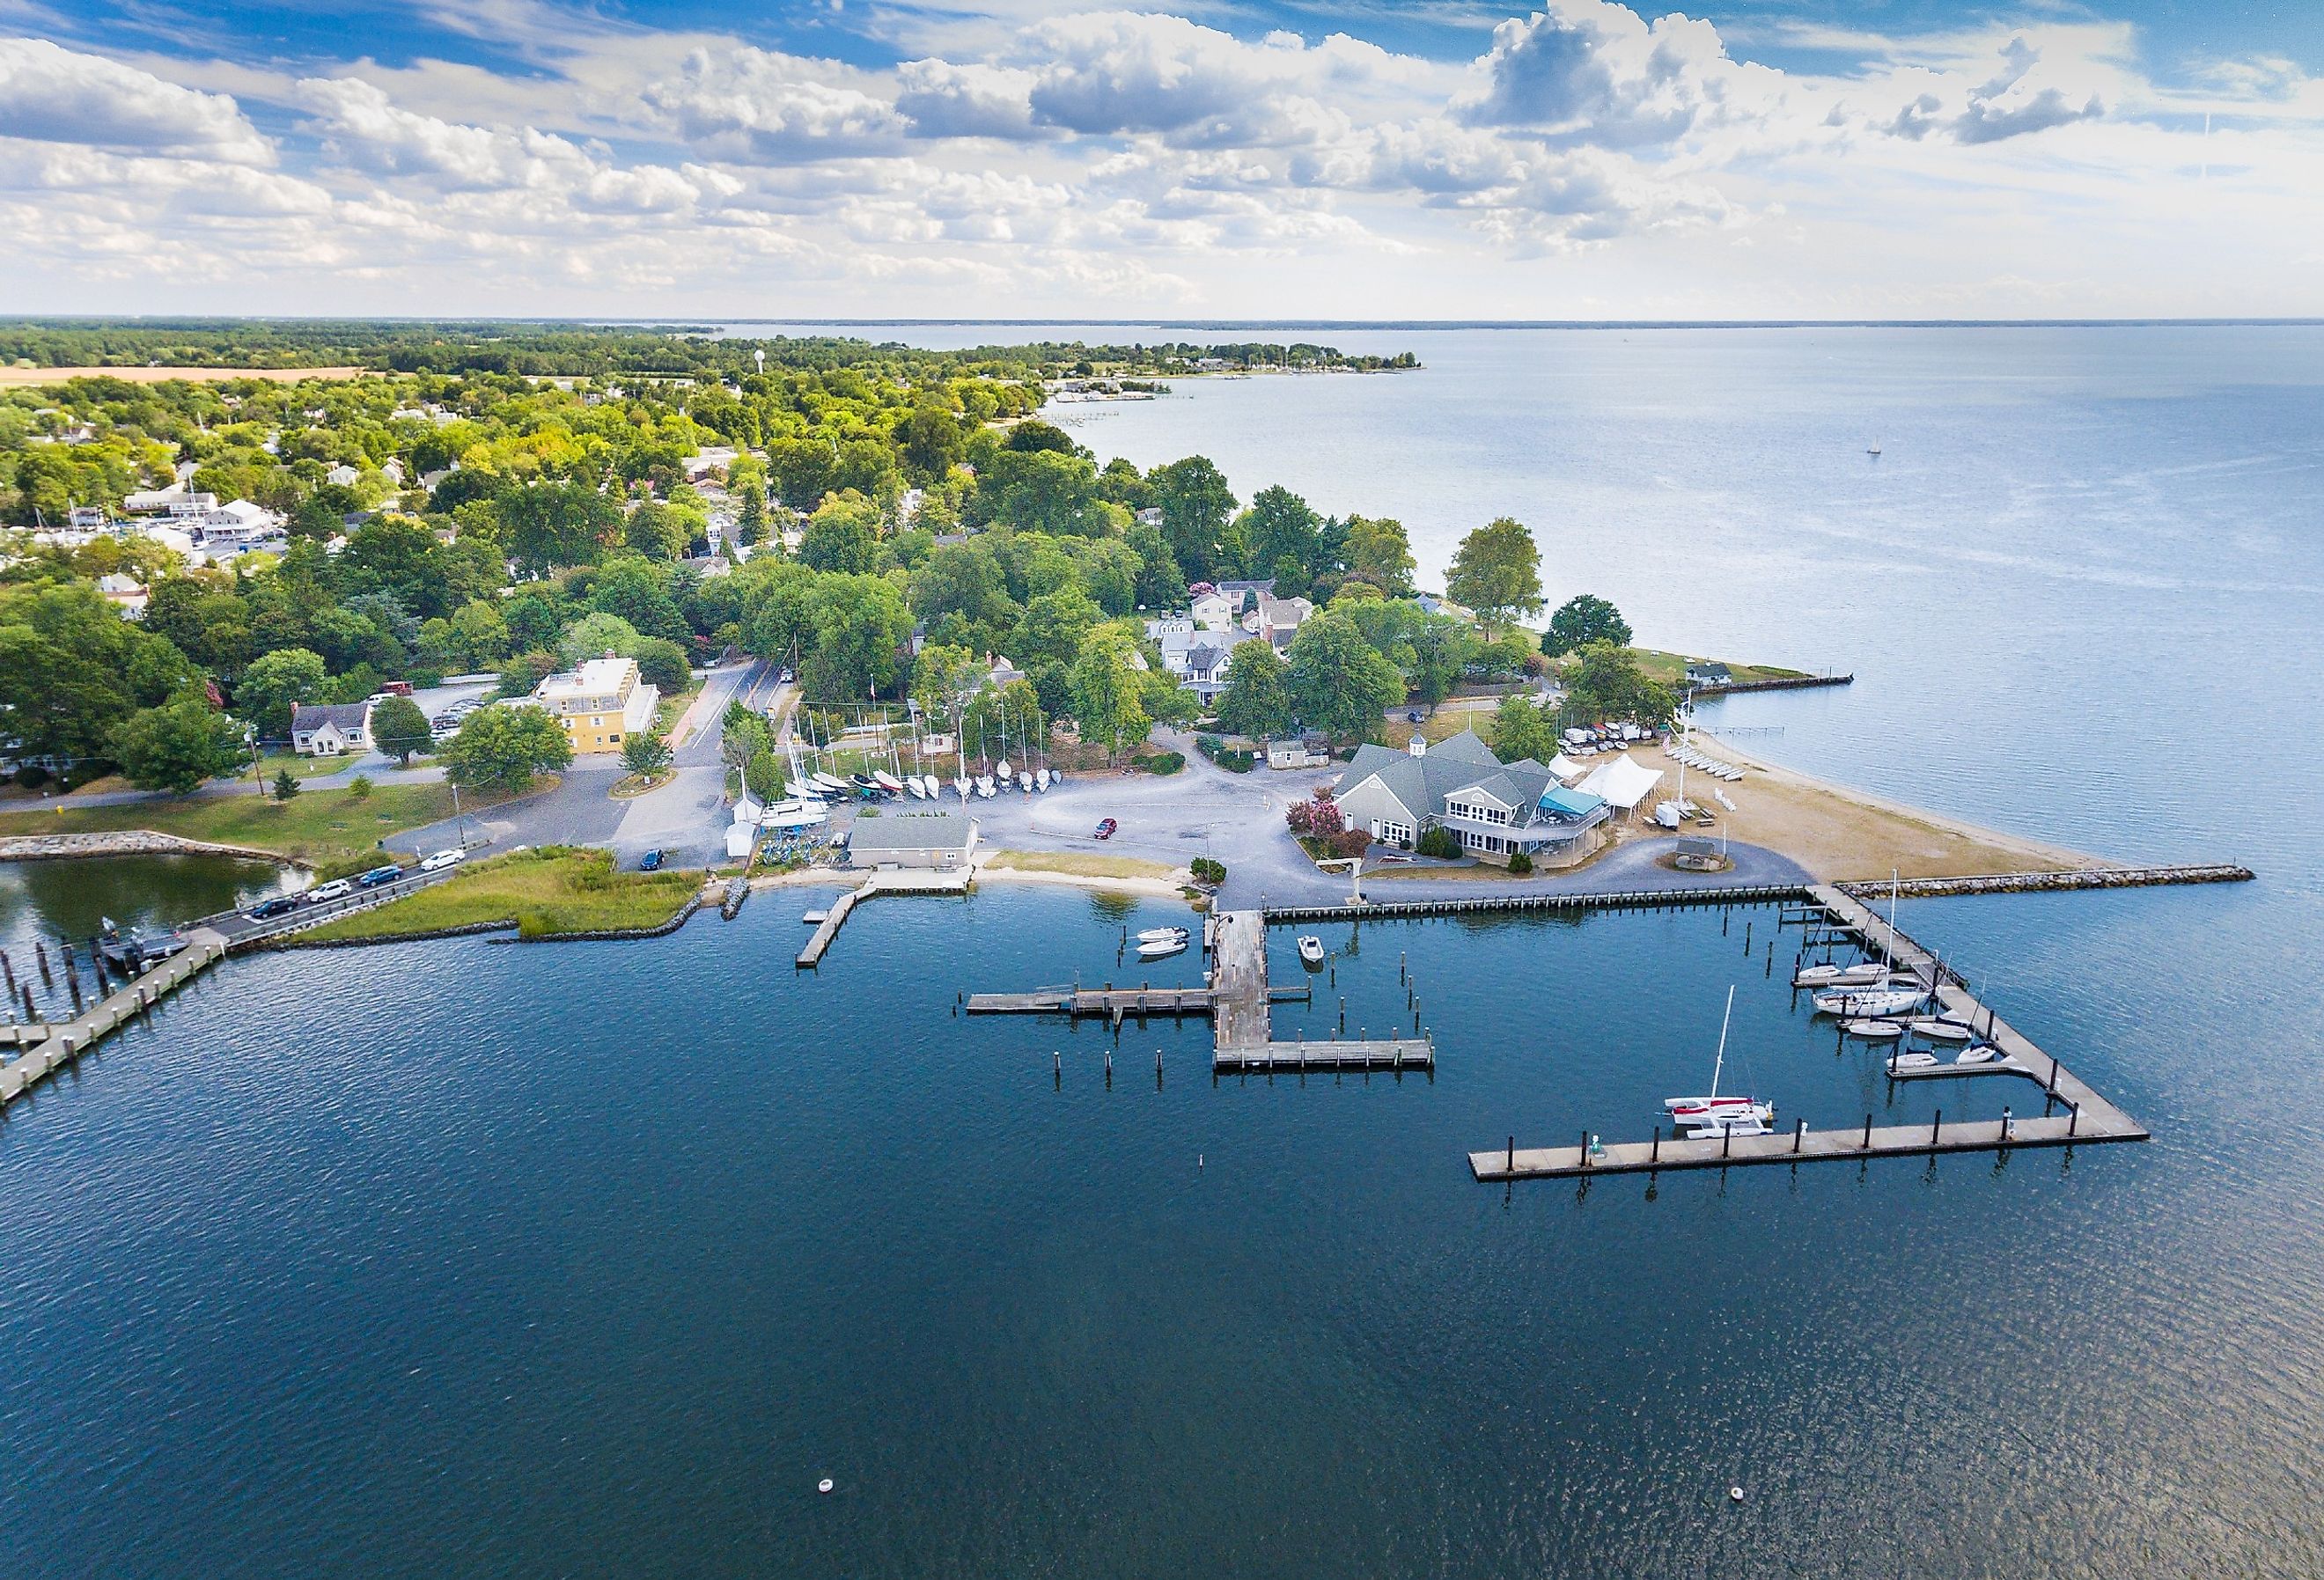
(1540, 786, 1605, 819)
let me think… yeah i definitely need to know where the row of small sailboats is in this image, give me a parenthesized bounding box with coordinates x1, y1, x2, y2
(786, 766, 1060, 805)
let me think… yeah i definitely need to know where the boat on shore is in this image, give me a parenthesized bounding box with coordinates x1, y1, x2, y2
(872, 770, 905, 794)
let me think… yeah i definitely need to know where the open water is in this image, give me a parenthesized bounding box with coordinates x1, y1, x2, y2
(4, 326, 2323, 1576)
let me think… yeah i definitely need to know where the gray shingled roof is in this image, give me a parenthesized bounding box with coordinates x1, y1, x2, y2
(291, 702, 371, 733)
(1335, 732, 1557, 823)
(848, 811, 975, 851)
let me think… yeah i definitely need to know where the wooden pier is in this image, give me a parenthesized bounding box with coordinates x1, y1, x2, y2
(0, 930, 224, 1107)
(1475, 882, 2149, 1182)
(1210, 908, 1270, 1048)
(1262, 883, 1806, 925)
(1216, 1040, 1432, 1074)
(796, 869, 973, 967)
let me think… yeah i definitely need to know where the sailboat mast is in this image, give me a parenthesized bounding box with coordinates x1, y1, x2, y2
(1710, 985, 1734, 1101)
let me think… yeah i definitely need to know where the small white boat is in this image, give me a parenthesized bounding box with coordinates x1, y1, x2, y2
(1812, 984, 1929, 1018)
(1887, 1050, 1939, 1071)
(996, 760, 1012, 783)
(906, 776, 929, 799)
(1035, 768, 1051, 791)
(1136, 937, 1187, 960)
(1953, 1044, 2006, 1066)
(786, 777, 823, 803)
(975, 775, 996, 798)
(956, 777, 973, 803)
(1134, 926, 1188, 944)
(811, 771, 850, 795)
(1846, 1018, 1904, 1040)
(1297, 936, 1326, 966)
(1793, 960, 1887, 989)
(917, 775, 940, 799)
(1908, 1018, 1975, 1042)
(872, 770, 905, 794)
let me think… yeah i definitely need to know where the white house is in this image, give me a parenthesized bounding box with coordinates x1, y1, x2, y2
(290, 701, 374, 757)
(326, 463, 360, 488)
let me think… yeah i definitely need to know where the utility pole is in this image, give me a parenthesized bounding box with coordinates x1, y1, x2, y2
(246, 725, 265, 797)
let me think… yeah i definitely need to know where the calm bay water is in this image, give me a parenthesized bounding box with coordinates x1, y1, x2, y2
(5, 327, 2324, 1576)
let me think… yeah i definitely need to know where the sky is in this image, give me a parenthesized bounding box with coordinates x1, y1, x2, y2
(2, 0, 2320, 320)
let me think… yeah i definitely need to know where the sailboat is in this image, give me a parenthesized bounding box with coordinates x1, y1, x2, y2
(1866, 439, 1883, 457)
(905, 775, 929, 799)
(919, 774, 941, 799)
(1662, 988, 1774, 1135)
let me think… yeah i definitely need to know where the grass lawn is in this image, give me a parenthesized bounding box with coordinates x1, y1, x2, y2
(250, 751, 363, 783)
(983, 849, 1180, 881)
(0, 781, 513, 875)
(298, 848, 702, 941)
(1623, 647, 1808, 687)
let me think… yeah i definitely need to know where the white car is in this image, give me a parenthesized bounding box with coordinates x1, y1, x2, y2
(307, 878, 354, 903)
(419, 848, 467, 873)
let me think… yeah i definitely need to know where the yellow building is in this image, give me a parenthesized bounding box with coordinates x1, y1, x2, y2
(532, 656, 659, 755)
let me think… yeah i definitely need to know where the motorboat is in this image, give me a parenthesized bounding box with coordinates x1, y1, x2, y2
(1886, 1050, 1939, 1071)
(872, 770, 905, 794)
(1136, 937, 1188, 960)
(975, 775, 997, 798)
(1663, 988, 1775, 1133)
(1812, 983, 1929, 1018)
(1297, 936, 1326, 967)
(1908, 1018, 1975, 1042)
(1135, 926, 1189, 945)
(1846, 1018, 1904, 1040)
(1953, 1044, 2006, 1066)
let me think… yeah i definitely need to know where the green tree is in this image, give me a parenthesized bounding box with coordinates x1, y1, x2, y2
(735, 485, 766, 547)
(1213, 638, 1294, 739)
(1543, 593, 1632, 657)
(632, 636, 692, 693)
(371, 694, 433, 765)
(444, 704, 574, 791)
(496, 481, 620, 575)
(801, 573, 914, 701)
(622, 730, 673, 777)
(911, 643, 983, 739)
(1148, 455, 1236, 577)
(1068, 625, 1151, 761)
(272, 768, 300, 802)
(1239, 485, 1323, 592)
(1342, 515, 1416, 596)
(560, 611, 643, 665)
(1285, 609, 1406, 742)
(111, 693, 243, 794)
(798, 491, 882, 574)
(1407, 612, 1476, 711)
(0, 581, 195, 767)
(624, 501, 691, 561)
(1011, 584, 1101, 669)
(1490, 694, 1555, 763)
(234, 646, 327, 740)
(1563, 641, 1676, 728)
(1445, 517, 1543, 632)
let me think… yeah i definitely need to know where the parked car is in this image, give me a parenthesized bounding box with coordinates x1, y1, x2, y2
(247, 895, 303, 920)
(638, 849, 664, 871)
(356, 863, 404, 889)
(308, 878, 354, 904)
(1093, 817, 1118, 841)
(418, 848, 466, 873)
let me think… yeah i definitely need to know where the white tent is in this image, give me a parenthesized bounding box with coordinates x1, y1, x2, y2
(1545, 753, 1585, 783)
(1578, 755, 1664, 812)
(732, 790, 766, 829)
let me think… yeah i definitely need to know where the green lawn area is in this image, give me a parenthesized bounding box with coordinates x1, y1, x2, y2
(298, 847, 702, 941)
(0, 780, 513, 876)
(251, 751, 363, 783)
(1623, 647, 1808, 687)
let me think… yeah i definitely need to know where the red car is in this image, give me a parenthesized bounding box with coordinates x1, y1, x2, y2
(1093, 818, 1118, 841)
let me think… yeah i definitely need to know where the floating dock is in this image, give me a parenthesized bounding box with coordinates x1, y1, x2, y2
(797, 869, 972, 967)
(0, 931, 224, 1106)
(1262, 884, 1805, 925)
(1216, 1040, 1431, 1074)
(1473, 882, 2150, 1181)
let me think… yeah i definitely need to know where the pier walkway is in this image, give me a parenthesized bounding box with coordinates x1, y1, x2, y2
(0, 930, 225, 1106)
(797, 868, 972, 967)
(1472, 882, 2148, 1182)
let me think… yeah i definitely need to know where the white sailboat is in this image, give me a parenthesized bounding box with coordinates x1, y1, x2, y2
(905, 775, 929, 799)
(919, 774, 941, 799)
(872, 769, 905, 794)
(1663, 988, 1774, 1135)
(1813, 983, 1929, 1017)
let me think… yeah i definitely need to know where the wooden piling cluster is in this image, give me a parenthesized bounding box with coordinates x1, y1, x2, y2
(0, 931, 224, 1107)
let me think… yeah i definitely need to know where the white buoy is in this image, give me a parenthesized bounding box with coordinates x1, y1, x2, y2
(818, 1479, 835, 1495)
(1728, 1486, 1744, 1503)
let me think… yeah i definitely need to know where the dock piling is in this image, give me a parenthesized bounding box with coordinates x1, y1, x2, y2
(1651, 1126, 1660, 1164)
(1931, 1109, 1943, 1144)
(1794, 1117, 1805, 1153)
(1863, 1113, 1872, 1150)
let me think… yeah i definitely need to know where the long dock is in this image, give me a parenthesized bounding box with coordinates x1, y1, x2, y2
(1210, 908, 1270, 1048)
(0, 930, 224, 1106)
(797, 869, 972, 967)
(1474, 883, 2149, 1181)
(1262, 883, 1805, 925)
(1217, 1040, 1431, 1074)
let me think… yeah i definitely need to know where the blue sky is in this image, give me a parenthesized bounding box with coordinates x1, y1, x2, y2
(3, 1, 2320, 317)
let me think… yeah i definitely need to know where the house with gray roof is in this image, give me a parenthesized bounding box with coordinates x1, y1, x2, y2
(1332, 728, 1607, 865)
(290, 701, 374, 758)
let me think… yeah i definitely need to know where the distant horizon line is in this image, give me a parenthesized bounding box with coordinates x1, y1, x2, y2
(6, 315, 2324, 333)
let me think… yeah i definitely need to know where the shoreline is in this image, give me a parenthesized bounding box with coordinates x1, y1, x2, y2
(0, 831, 305, 870)
(745, 857, 1196, 904)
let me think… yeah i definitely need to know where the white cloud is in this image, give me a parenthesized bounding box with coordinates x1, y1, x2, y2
(0, 37, 271, 164)
(638, 47, 907, 158)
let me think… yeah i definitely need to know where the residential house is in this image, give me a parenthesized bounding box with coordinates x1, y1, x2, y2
(291, 701, 373, 757)
(1156, 622, 1254, 702)
(1684, 661, 1733, 687)
(1266, 734, 1329, 769)
(96, 574, 148, 619)
(326, 463, 360, 488)
(380, 458, 407, 485)
(1332, 729, 1609, 865)
(682, 446, 739, 482)
(532, 655, 659, 754)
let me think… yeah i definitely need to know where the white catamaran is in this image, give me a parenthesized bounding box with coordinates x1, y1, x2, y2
(1663, 987, 1775, 1136)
